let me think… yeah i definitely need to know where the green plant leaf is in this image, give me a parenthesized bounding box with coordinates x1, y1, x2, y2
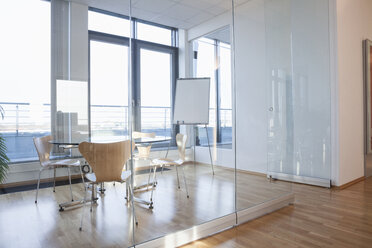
(0, 135, 10, 183)
(0, 105, 4, 120)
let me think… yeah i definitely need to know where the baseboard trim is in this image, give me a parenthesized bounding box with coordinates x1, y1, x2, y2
(334, 176, 365, 190)
(136, 213, 236, 248)
(135, 193, 294, 248)
(237, 193, 295, 224)
(268, 172, 331, 188)
(0, 175, 81, 189)
(193, 162, 267, 177)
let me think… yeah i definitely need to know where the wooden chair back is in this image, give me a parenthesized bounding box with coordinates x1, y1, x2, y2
(33, 135, 53, 167)
(79, 140, 133, 183)
(176, 133, 187, 161)
(132, 131, 156, 139)
(132, 131, 156, 159)
(137, 146, 152, 159)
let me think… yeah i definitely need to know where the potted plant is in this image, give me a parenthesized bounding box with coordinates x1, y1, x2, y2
(0, 105, 10, 183)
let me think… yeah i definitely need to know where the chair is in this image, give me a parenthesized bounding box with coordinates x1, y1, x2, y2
(132, 131, 156, 160)
(151, 133, 189, 198)
(78, 140, 135, 231)
(132, 131, 157, 188)
(33, 135, 85, 204)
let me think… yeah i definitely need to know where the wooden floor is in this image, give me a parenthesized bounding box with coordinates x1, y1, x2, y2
(0, 164, 291, 248)
(183, 177, 372, 248)
(2, 165, 371, 248)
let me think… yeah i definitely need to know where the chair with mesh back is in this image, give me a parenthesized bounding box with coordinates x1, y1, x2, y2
(33, 135, 85, 204)
(78, 140, 136, 231)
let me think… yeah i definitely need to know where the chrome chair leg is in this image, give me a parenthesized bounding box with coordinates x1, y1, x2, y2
(35, 168, 42, 203)
(79, 181, 89, 231)
(67, 167, 74, 201)
(175, 165, 180, 189)
(152, 165, 157, 184)
(129, 184, 138, 225)
(90, 184, 95, 212)
(154, 170, 158, 184)
(149, 165, 157, 205)
(79, 165, 85, 190)
(125, 182, 129, 202)
(147, 167, 152, 191)
(181, 166, 189, 198)
(53, 167, 56, 193)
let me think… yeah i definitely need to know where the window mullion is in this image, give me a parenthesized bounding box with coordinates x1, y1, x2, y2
(215, 40, 222, 144)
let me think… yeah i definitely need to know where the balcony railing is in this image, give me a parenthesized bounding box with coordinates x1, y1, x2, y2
(0, 102, 232, 161)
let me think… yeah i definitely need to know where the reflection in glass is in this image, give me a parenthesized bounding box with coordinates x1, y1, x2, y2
(234, 0, 294, 213)
(131, 1, 237, 246)
(265, 0, 331, 186)
(193, 34, 233, 148)
(55, 80, 88, 144)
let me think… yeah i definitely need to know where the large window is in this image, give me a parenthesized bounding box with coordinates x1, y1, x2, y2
(90, 38, 129, 137)
(137, 21, 173, 46)
(193, 36, 232, 148)
(88, 9, 130, 37)
(0, 0, 50, 162)
(88, 9, 178, 144)
(219, 42, 232, 144)
(140, 48, 172, 136)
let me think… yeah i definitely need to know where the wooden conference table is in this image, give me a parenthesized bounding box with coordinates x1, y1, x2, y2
(50, 135, 171, 210)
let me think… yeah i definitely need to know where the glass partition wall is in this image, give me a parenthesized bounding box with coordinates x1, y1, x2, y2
(0, 0, 334, 247)
(130, 1, 237, 245)
(51, 1, 136, 247)
(264, 0, 331, 187)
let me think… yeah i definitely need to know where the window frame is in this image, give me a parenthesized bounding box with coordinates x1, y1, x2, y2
(193, 38, 232, 147)
(88, 31, 130, 138)
(133, 39, 179, 146)
(88, 8, 179, 146)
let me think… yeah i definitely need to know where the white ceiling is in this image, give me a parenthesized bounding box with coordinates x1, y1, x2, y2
(71, 0, 250, 30)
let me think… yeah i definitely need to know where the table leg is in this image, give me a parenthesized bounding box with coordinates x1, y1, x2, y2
(98, 182, 106, 194)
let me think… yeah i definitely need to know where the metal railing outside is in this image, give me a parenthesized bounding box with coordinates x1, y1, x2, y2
(0, 102, 232, 161)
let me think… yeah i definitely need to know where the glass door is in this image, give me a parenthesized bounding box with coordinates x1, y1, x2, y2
(364, 39, 372, 177)
(139, 48, 171, 136)
(89, 34, 129, 138)
(133, 41, 178, 141)
(265, 0, 332, 187)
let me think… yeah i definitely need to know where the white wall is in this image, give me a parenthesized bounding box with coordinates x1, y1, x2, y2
(336, 0, 372, 185)
(195, 146, 234, 169)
